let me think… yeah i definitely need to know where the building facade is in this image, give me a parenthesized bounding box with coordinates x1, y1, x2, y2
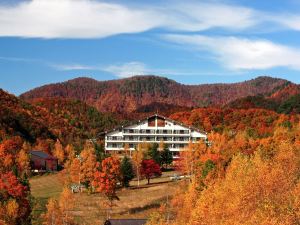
(29, 150, 58, 172)
(105, 114, 207, 157)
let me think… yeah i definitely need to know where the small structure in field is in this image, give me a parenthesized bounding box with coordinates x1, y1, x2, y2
(104, 219, 147, 225)
(29, 150, 58, 172)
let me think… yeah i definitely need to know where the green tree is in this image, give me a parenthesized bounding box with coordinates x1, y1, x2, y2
(160, 145, 173, 169)
(120, 156, 134, 187)
(147, 143, 160, 164)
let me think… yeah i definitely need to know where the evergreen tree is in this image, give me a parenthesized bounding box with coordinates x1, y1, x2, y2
(148, 143, 160, 164)
(160, 145, 173, 169)
(120, 156, 134, 187)
(94, 141, 106, 162)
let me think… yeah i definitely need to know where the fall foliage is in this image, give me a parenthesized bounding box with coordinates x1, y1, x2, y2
(42, 188, 76, 225)
(93, 156, 121, 205)
(0, 137, 31, 225)
(141, 159, 162, 184)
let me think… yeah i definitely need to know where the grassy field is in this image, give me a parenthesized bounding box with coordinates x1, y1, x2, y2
(30, 171, 181, 225)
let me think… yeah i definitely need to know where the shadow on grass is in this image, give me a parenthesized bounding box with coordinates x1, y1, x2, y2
(128, 180, 173, 190)
(118, 196, 167, 215)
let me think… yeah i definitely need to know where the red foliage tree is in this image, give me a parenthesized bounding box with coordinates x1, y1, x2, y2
(0, 172, 31, 224)
(141, 159, 162, 184)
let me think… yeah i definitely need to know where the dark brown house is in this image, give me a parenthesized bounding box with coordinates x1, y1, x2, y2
(30, 150, 58, 172)
(104, 219, 147, 225)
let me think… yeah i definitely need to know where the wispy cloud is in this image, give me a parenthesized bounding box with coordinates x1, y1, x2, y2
(51, 63, 96, 71)
(52, 61, 148, 78)
(163, 34, 300, 71)
(52, 61, 216, 78)
(101, 62, 148, 78)
(0, 56, 37, 62)
(0, 0, 262, 39)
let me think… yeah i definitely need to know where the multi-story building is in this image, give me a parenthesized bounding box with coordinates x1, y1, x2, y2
(105, 114, 207, 157)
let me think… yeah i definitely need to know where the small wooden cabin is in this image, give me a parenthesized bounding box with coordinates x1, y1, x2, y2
(30, 150, 58, 172)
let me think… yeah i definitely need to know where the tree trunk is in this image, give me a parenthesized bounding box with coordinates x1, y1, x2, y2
(147, 177, 150, 184)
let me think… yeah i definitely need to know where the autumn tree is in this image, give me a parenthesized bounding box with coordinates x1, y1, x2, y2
(42, 187, 76, 225)
(68, 156, 81, 187)
(0, 171, 31, 225)
(65, 144, 75, 161)
(53, 139, 65, 165)
(141, 159, 162, 184)
(132, 144, 145, 187)
(170, 138, 300, 225)
(42, 199, 61, 225)
(120, 156, 134, 187)
(93, 156, 121, 207)
(35, 138, 54, 154)
(78, 142, 99, 188)
(176, 142, 195, 177)
(66, 142, 99, 191)
(59, 188, 75, 225)
(16, 148, 30, 179)
(0, 137, 31, 224)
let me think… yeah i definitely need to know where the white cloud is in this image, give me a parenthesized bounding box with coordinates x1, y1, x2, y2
(274, 15, 300, 31)
(163, 34, 300, 70)
(51, 63, 95, 71)
(0, 0, 162, 38)
(163, 2, 257, 31)
(1, 0, 300, 39)
(0, 0, 260, 39)
(102, 62, 148, 78)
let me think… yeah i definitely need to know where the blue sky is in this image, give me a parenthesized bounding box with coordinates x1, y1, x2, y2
(1, 0, 300, 95)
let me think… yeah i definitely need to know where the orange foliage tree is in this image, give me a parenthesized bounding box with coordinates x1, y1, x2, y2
(93, 156, 121, 207)
(67, 142, 99, 190)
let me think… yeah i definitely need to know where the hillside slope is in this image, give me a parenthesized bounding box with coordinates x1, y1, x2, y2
(0, 89, 118, 143)
(20, 76, 289, 113)
(226, 83, 300, 114)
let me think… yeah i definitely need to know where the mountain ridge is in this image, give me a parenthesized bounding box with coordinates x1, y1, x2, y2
(20, 75, 291, 113)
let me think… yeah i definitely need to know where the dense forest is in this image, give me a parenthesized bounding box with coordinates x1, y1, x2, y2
(20, 75, 293, 113)
(0, 89, 120, 147)
(2, 75, 300, 224)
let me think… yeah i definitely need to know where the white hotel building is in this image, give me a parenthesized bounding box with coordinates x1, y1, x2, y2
(105, 114, 207, 156)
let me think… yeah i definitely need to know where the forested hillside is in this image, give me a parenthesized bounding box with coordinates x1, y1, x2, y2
(20, 76, 289, 113)
(0, 89, 119, 145)
(170, 107, 297, 138)
(226, 83, 300, 114)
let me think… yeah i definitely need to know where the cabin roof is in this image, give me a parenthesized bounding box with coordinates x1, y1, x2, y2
(103, 114, 207, 136)
(104, 219, 147, 225)
(29, 150, 57, 160)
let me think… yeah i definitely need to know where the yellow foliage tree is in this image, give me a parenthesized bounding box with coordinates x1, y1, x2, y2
(53, 139, 65, 164)
(43, 188, 76, 225)
(182, 140, 300, 225)
(132, 143, 145, 187)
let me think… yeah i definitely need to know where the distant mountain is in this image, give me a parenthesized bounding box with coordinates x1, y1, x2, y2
(20, 75, 289, 113)
(226, 83, 300, 114)
(0, 89, 119, 143)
